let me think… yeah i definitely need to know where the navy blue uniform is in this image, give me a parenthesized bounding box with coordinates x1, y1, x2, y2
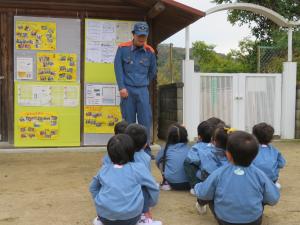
(114, 41, 157, 142)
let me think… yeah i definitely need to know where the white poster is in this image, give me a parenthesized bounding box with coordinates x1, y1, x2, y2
(86, 41, 102, 63)
(100, 43, 117, 63)
(101, 22, 116, 42)
(86, 21, 102, 41)
(32, 86, 51, 106)
(18, 85, 51, 106)
(18, 84, 79, 107)
(116, 22, 133, 43)
(64, 86, 80, 107)
(85, 20, 120, 63)
(86, 84, 120, 106)
(16, 57, 33, 80)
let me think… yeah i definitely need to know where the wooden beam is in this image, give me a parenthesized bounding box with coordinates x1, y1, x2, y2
(122, 0, 154, 9)
(147, 1, 165, 19)
(0, 7, 146, 21)
(0, 1, 142, 12)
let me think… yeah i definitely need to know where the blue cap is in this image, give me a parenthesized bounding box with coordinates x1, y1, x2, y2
(132, 22, 149, 36)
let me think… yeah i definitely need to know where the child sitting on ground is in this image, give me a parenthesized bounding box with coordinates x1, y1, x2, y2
(252, 122, 286, 189)
(89, 134, 161, 225)
(125, 123, 161, 224)
(184, 121, 214, 194)
(156, 124, 190, 191)
(194, 126, 232, 214)
(184, 118, 226, 195)
(114, 120, 129, 134)
(102, 120, 129, 165)
(195, 131, 280, 225)
(125, 124, 151, 171)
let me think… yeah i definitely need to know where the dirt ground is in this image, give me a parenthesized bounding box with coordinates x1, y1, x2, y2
(1, 141, 300, 225)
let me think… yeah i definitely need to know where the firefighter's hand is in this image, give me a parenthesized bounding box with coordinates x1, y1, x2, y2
(120, 88, 129, 98)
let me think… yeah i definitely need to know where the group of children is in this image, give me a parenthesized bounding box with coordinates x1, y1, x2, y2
(89, 118, 286, 225)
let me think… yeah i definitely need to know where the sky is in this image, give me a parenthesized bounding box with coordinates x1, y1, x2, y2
(162, 0, 253, 54)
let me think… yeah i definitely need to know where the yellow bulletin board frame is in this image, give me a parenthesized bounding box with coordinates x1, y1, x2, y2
(14, 81, 80, 147)
(84, 19, 136, 139)
(85, 63, 116, 83)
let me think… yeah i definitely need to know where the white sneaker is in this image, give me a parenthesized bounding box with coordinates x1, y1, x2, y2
(156, 182, 160, 188)
(93, 217, 103, 225)
(190, 188, 195, 196)
(275, 182, 281, 189)
(195, 202, 207, 215)
(160, 183, 171, 191)
(137, 214, 162, 225)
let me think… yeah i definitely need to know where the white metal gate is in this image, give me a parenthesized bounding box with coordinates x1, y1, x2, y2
(198, 73, 282, 135)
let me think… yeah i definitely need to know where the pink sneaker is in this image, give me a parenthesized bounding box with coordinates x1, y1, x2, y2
(160, 181, 171, 191)
(137, 213, 162, 225)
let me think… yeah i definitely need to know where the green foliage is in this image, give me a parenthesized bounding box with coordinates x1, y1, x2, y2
(192, 39, 257, 73)
(213, 0, 300, 42)
(157, 44, 185, 85)
(212, 0, 300, 79)
(157, 39, 260, 85)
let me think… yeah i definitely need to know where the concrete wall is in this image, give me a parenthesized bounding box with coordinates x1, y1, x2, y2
(158, 83, 183, 140)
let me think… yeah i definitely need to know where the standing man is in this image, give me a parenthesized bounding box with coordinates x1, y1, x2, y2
(114, 22, 157, 157)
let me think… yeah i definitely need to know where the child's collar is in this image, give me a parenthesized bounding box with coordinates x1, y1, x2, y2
(113, 164, 123, 169)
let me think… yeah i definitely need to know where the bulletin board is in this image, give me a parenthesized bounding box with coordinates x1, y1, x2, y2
(14, 16, 81, 147)
(84, 19, 135, 83)
(14, 81, 80, 147)
(84, 19, 136, 145)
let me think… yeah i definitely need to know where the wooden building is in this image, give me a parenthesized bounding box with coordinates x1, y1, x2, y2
(0, 0, 204, 145)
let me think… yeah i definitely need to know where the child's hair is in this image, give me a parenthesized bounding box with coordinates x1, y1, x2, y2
(252, 122, 274, 145)
(107, 134, 135, 165)
(160, 124, 188, 182)
(114, 120, 129, 134)
(206, 117, 226, 132)
(165, 123, 188, 146)
(197, 121, 213, 143)
(227, 131, 259, 167)
(125, 123, 147, 151)
(213, 126, 231, 150)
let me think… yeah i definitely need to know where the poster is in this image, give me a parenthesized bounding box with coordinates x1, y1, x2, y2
(86, 42, 102, 63)
(16, 57, 33, 80)
(51, 85, 80, 107)
(63, 86, 80, 107)
(17, 83, 79, 107)
(37, 53, 77, 81)
(116, 22, 133, 43)
(15, 21, 56, 50)
(17, 112, 58, 140)
(84, 106, 122, 133)
(86, 84, 120, 106)
(100, 43, 117, 63)
(86, 20, 116, 42)
(18, 84, 51, 106)
(85, 20, 118, 63)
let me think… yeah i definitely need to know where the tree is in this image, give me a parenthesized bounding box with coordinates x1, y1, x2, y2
(213, 0, 300, 43)
(192, 40, 256, 73)
(157, 44, 184, 85)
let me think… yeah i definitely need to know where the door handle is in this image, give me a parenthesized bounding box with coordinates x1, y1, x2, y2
(0, 76, 4, 80)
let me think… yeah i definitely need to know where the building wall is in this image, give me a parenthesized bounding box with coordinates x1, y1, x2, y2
(158, 82, 183, 140)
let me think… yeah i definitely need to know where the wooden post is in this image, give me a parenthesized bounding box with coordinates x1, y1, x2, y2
(0, 12, 14, 143)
